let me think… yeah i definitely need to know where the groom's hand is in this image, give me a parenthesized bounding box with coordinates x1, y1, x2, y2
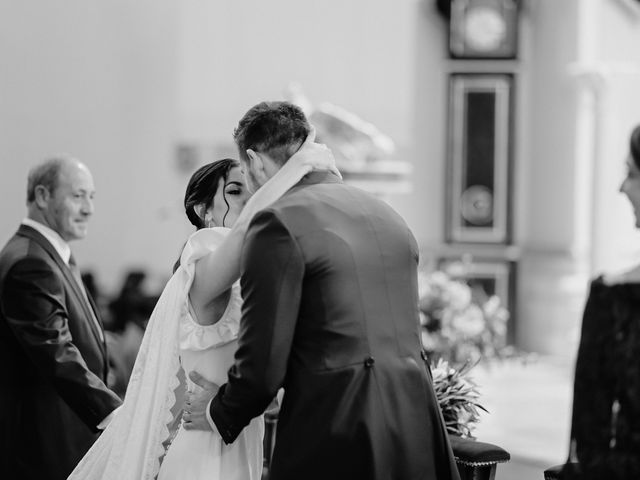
(182, 371, 219, 432)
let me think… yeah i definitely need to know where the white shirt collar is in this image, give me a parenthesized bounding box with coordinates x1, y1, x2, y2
(21, 218, 72, 264)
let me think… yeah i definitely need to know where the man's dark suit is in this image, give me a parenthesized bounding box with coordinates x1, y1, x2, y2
(210, 172, 460, 480)
(0, 224, 122, 480)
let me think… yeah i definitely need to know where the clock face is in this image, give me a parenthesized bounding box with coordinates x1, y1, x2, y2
(463, 6, 507, 52)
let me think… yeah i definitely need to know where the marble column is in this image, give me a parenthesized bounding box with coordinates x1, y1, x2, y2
(515, 0, 597, 356)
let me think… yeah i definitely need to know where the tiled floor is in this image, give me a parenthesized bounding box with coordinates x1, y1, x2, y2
(468, 355, 575, 480)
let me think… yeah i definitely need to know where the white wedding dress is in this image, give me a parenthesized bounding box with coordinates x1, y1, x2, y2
(68, 228, 263, 480)
(158, 232, 264, 479)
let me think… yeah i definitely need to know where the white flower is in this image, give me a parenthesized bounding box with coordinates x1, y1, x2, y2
(446, 281, 472, 311)
(430, 360, 448, 381)
(451, 304, 485, 338)
(418, 267, 511, 363)
(483, 295, 502, 317)
(430, 271, 450, 286)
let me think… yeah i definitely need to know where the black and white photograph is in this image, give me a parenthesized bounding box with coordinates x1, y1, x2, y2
(1, 1, 640, 479)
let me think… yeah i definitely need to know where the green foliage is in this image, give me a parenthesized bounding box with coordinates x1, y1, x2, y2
(430, 358, 487, 438)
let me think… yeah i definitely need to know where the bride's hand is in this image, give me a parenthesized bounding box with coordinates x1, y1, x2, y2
(289, 126, 341, 178)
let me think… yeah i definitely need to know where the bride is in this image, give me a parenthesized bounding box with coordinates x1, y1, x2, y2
(68, 130, 336, 480)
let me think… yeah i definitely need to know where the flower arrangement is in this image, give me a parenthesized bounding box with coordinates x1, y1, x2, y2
(430, 358, 486, 438)
(419, 267, 510, 366)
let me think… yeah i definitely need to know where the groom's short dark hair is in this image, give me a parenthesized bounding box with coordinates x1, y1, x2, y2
(233, 101, 311, 166)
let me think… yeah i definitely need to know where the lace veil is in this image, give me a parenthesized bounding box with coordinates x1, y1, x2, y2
(68, 228, 229, 480)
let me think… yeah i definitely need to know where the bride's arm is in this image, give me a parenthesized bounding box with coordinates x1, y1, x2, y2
(189, 130, 336, 308)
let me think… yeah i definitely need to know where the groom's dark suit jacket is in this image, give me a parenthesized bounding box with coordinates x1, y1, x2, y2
(0, 224, 121, 480)
(211, 172, 460, 480)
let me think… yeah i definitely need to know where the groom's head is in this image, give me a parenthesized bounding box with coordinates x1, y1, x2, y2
(233, 101, 310, 192)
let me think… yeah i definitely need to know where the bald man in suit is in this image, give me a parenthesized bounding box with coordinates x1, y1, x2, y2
(0, 156, 121, 480)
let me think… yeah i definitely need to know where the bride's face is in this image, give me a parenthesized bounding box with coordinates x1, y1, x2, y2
(207, 166, 251, 227)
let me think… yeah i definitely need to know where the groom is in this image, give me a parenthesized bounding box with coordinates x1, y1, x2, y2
(188, 101, 460, 480)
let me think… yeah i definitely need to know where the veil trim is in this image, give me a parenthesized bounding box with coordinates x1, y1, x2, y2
(68, 228, 230, 480)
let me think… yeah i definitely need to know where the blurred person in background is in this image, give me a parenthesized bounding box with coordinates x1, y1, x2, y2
(562, 125, 640, 479)
(105, 270, 160, 396)
(0, 156, 122, 480)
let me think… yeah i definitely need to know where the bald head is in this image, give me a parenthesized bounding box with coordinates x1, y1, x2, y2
(27, 156, 95, 242)
(27, 156, 88, 204)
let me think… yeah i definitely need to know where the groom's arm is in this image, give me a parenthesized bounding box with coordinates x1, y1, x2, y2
(209, 208, 303, 444)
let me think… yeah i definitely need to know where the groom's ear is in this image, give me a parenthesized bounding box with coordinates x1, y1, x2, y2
(246, 149, 266, 176)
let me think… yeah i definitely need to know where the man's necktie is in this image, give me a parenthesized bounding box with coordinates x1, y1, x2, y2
(68, 254, 104, 343)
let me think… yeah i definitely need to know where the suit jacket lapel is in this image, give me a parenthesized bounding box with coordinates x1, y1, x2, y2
(84, 291, 109, 373)
(17, 225, 107, 354)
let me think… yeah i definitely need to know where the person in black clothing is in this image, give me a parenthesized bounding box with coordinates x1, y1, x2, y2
(562, 124, 640, 479)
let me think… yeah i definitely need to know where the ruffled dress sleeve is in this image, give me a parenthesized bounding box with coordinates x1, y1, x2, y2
(178, 227, 242, 351)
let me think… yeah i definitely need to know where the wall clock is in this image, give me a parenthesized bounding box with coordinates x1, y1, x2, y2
(448, 0, 519, 59)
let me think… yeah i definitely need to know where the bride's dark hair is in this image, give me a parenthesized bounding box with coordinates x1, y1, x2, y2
(173, 158, 239, 273)
(183, 158, 240, 229)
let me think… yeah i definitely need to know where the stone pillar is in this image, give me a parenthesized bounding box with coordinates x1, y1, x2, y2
(515, 0, 597, 356)
(517, 0, 640, 356)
